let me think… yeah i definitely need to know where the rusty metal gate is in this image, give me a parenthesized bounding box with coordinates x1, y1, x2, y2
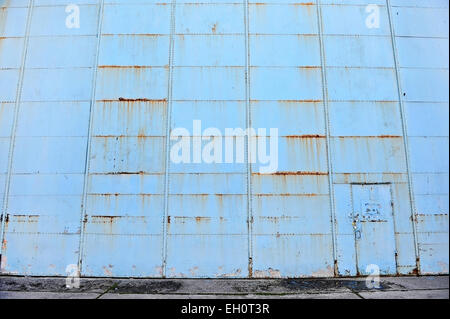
(0, 0, 448, 278)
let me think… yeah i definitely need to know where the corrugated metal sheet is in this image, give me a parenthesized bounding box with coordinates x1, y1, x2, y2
(0, 0, 448, 278)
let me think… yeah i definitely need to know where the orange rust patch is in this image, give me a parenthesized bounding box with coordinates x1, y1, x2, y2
(194, 216, 211, 223)
(102, 33, 164, 37)
(98, 98, 167, 103)
(99, 171, 148, 175)
(284, 134, 326, 138)
(334, 135, 402, 138)
(409, 267, 419, 276)
(277, 99, 323, 103)
(10, 215, 39, 223)
(255, 194, 319, 197)
(91, 215, 122, 223)
(119, 97, 167, 102)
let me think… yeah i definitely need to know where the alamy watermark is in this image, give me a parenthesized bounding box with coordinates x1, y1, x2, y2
(65, 264, 80, 289)
(170, 120, 279, 174)
(366, 4, 380, 29)
(65, 4, 80, 29)
(65, 3, 381, 30)
(365, 264, 381, 289)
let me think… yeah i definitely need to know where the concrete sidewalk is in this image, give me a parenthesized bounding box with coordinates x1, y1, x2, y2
(0, 275, 448, 299)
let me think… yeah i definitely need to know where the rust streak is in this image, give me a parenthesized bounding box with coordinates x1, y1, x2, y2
(97, 98, 167, 103)
(11, 214, 39, 218)
(284, 135, 326, 138)
(278, 99, 322, 103)
(112, 98, 167, 102)
(334, 135, 402, 138)
(90, 216, 123, 223)
(119, 97, 166, 102)
(254, 171, 328, 176)
(98, 65, 166, 69)
(97, 171, 148, 175)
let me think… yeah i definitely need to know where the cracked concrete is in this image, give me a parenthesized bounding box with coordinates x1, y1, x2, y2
(0, 275, 448, 299)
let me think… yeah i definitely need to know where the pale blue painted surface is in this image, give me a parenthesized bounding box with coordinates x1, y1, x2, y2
(0, 0, 448, 277)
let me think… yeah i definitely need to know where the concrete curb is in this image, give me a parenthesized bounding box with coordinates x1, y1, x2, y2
(0, 275, 448, 299)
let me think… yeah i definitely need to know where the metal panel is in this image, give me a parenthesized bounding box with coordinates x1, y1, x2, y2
(391, 1, 449, 274)
(351, 184, 397, 275)
(324, 0, 416, 276)
(80, 1, 168, 277)
(1, 0, 94, 275)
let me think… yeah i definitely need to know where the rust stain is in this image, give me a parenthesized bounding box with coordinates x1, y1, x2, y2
(276, 99, 323, 103)
(253, 268, 282, 278)
(254, 171, 327, 176)
(94, 193, 162, 197)
(98, 65, 164, 69)
(90, 215, 121, 223)
(284, 134, 326, 138)
(10, 215, 39, 223)
(94, 171, 148, 175)
(172, 216, 212, 223)
(10, 214, 39, 217)
(92, 135, 126, 138)
(255, 194, 319, 197)
(252, 33, 317, 36)
(252, 2, 314, 6)
(334, 135, 402, 138)
(259, 216, 298, 222)
(195, 216, 211, 223)
(409, 267, 419, 276)
(103, 266, 113, 276)
(102, 33, 164, 37)
(98, 98, 167, 104)
(119, 97, 166, 102)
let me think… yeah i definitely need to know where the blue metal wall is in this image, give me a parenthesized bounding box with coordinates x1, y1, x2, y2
(0, 0, 448, 277)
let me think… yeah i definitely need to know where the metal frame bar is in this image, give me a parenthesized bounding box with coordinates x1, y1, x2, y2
(386, 0, 421, 274)
(77, 0, 106, 275)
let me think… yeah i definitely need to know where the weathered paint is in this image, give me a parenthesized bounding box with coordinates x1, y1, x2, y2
(0, 0, 448, 278)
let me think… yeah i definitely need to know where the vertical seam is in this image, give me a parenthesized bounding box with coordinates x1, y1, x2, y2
(0, 0, 35, 263)
(77, 0, 105, 274)
(162, 0, 177, 278)
(349, 185, 359, 275)
(386, 0, 420, 273)
(244, 0, 253, 277)
(316, 0, 338, 276)
(389, 183, 400, 273)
